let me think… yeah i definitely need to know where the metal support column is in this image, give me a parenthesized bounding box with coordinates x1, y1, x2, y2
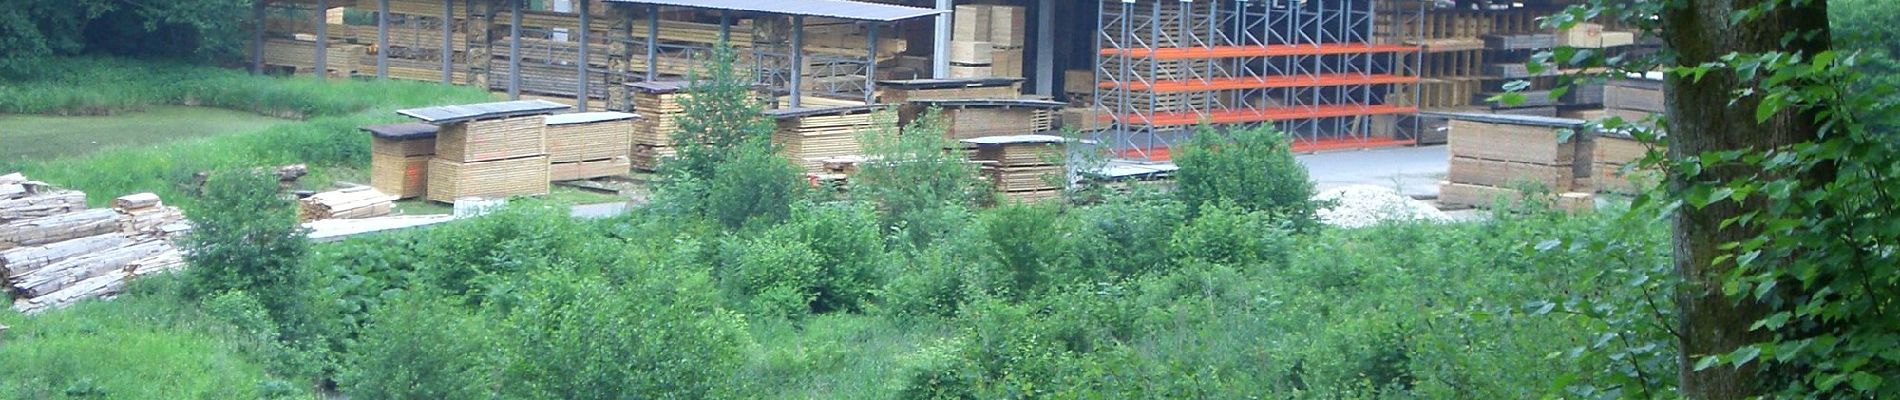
(252, 0, 267, 74)
(1034, 0, 1054, 96)
(645, 6, 658, 81)
(315, 0, 329, 80)
(442, 0, 454, 84)
(376, 0, 390, 79)
(789, 15, 805, 108)
(577, 0, 591, 111)
(508, 0, 522, 99)
(719, 10, 732, 43)
(932, 0, 951, 79)
(864, 23, 879, 104)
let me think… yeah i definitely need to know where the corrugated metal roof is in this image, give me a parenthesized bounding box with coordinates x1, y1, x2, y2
(359, 123, 440, 140)
(547, 111, 640, 125)
(605, 0, 944, 22)
(761, 104, 888, 120)
(397, 100, 570, 125)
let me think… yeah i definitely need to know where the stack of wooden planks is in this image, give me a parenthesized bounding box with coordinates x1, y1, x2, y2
(298, 187, 395, 221)
(366, 123, 438, 200)
(262, 38, 367, 77)
(966, 135, 1068, 203)
(1604, 75, 1665, 125)
(1590, 132, 1663, 194)
(1, 178, 188, 314)
(948, 5, 1027, 79)
(0, 174, 86, 225)
(915, 100, 1063, 140)
(427, 114, 553, 203)
(546, 111, 637, 180)
(630, 81, 690, 171)
(767, 106, 892, 174)
(1436, 114, 1595, 212)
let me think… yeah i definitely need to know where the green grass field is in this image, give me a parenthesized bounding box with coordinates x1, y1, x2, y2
(0, 106, 292, 161)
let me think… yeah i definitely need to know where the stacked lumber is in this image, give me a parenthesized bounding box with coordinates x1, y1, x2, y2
(1604, 75, 1665, 125)
(299, 187, 395, 221)
(879, 82, 1022, 105)
(1437, 115, 1595, 212)
(1590, 133, 1664, 194)
(262, 38, 367, 76)
(967, 135, 1068, 202)
(948, 5, 1027, 78)
(365, 123, 438, 199)
(933, 104, 1059, 140)
(769, 107, 892, 173)
(630, 82, 690, 170)
(0, 174, 85, 225)
(550, 156, 632, 181)
(435, 115, 547, 163)
(546, 111, 636, 180)
(427, 156, 551, 202)
(1, 183, 188, 314)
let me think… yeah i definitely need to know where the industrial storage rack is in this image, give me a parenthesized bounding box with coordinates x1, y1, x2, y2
(1093, 0, 1424, 161)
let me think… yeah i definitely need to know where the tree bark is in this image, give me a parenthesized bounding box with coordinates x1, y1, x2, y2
(1660, 0, 1830, 398)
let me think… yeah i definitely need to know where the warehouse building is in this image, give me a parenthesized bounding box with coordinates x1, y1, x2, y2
(254, 0, 1651, 161)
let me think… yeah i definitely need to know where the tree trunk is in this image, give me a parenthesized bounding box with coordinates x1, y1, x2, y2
(1659, 0, 1830, 398)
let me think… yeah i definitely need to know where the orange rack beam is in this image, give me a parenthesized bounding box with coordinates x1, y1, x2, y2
(1101, 104, 1418, 127)
(1101, 73, 1419, 92)
(1099, 43, 1420, 60)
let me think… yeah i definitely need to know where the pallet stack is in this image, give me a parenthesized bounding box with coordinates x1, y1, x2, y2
(910, 99, 1062, 140)
(948, 4, 1026, 79)
(965, 135, 1068, 203)
(1, 175, 188, 314)
(1436, 113, 1595, 212)
(1603, 74, 1665, 126)
(546, 111, 637, 181)
(397, 100, 567, 203)
(298, 186, 395, 221)
(766, 106, 892, 174)
(1590, 132, 1663, 195)
(263, 38, 368, 77)
(629, 81, 689, 171)
(365, 123, 438, 200)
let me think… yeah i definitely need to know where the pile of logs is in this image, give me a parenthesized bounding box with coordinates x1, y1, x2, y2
(298, 187, 396, 222)
(0, 174, 189, 314)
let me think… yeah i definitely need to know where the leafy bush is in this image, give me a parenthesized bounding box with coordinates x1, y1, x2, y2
(341, 295, 497, 400)
(665, 44, 776, 183)
(977, 204, 1071, 300)
(1172, 126, 1320, 229)
(499, 269, 750, 399)
(181, 169, 309, 321)
(1167, 201, 1292, 267)
(700, 141, 805, 229)
(853, 109, 991, 245)
(1068, 192, 1188, 278)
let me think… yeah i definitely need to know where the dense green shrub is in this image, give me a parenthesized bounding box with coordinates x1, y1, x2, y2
(1067, 192, 1188, 279)
(499, 269, 750, 399)
(665, 44, 776, 183)
(720, 202, 887, 316)
(181, 169, 309, 321)
(341, 295, 497, 400)
(701, 141, 806, 229)
(1172, 126, 1320, 229)
(1167, 201, 1292, 267)
(978, 204, 1072, 299)
(853, 109, 992, 245)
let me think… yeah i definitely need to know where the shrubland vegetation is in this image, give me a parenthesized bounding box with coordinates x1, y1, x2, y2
(3, 1, 1898, 398)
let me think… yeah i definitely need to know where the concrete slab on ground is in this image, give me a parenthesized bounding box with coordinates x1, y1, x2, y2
(1297, 145, 1447, 199)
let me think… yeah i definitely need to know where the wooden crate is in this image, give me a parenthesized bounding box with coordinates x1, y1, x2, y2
(434, 115, 547, 163)
(954, 5, 992, 41)
(1604, 83, 1665, 113)
(950, 41, 994, 65)
(549, 156, 631, 181)
(975, 143, 1063, 167)
(371, 153, 431, 200)
(426, 156, 550, 203)
(1447, 156, 1577, 191)
(1447, 119, 1581, 165)
(983, 165, 1063, 192)
(546, 114, 635, 163)
(1593, 134, 1650, 166)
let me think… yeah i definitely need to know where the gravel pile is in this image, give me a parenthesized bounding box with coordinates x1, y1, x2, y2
(1314, 184, 1451, 228)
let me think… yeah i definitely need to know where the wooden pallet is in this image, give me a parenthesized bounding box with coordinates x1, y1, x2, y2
(549, 156, 631, 181)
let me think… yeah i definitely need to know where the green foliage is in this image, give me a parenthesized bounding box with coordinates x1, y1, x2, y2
(340, 295, 496, 400)
(666, 43, 777, 183)
(1172, 126, 1320, 229)
(853, 109, 992, 245)
(719, 203, 886, 316)
(1067, 192, 1187, 278)
(0, 0, 255, 76)
(703, 141, 806, 229)
(499, 269, 750, 400)
(1832, 0, 1900, 91)
(978, 204, 1071, 300)
(0, 285, 310, 399)
(181, 169, 310, 321)
(1167, 201, 1292, 267)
